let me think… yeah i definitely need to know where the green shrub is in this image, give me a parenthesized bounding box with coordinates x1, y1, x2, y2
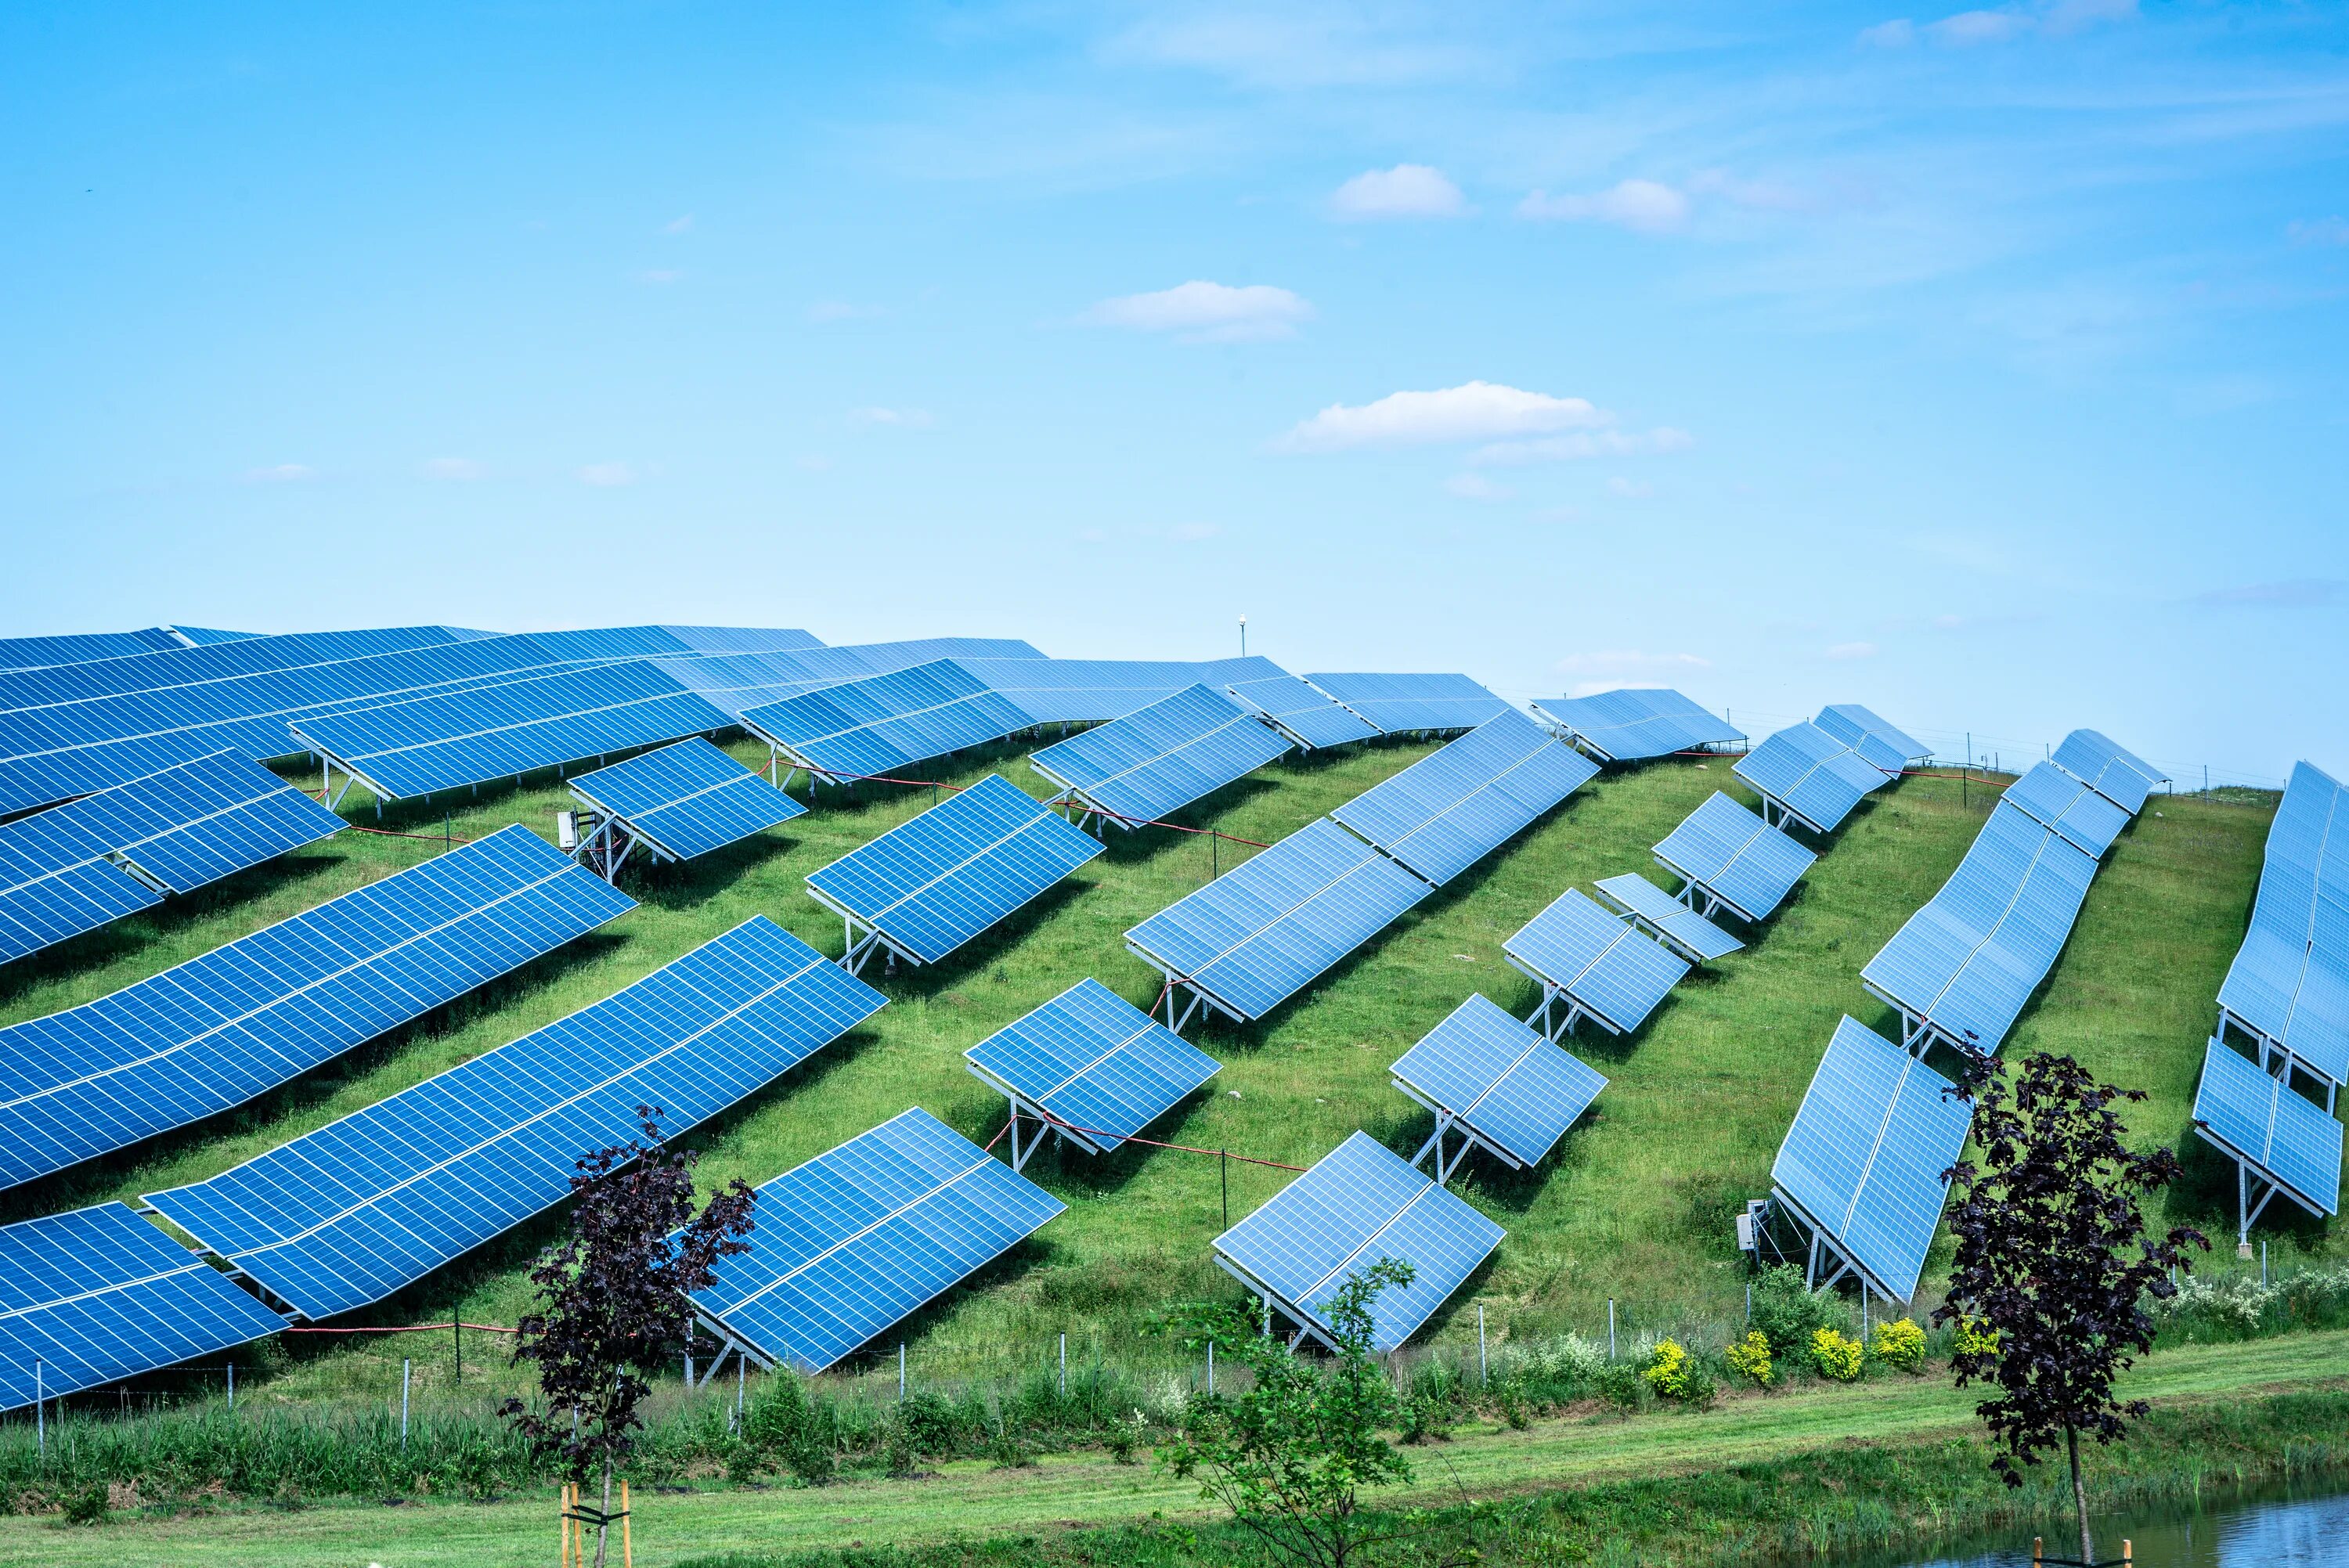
(1724, 1331, 1775, 1388)
(1871, 1317, 1927, 1374)
(1593, 1362, 1645, 1411)
(60, 1483, 110, 1526)
(1809, 1328, 1864, 1382)
(1641, 1339, 1698, 1402)
(1749, 1265, 1831, 1357)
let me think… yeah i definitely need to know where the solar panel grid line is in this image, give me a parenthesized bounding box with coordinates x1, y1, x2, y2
(2190, 1039, 2342, 1226)
(2001, 760, 2133, 859)
(1503, 888, 1690, 1037)
(0, 628, 188, 671)
(568, 739, 804, 866)
(1388, 994, 1607, 1172)
(1530, 688, 1745, 762)
(963, 982, 1219, 1162)
(1592, 873, 1743, 963)
(2216, 762, 2349, 1083)
(739, 660, 1034, 784)
(0, 626, 475, 716)
(1224, 672, 1382, 749)
(1329, 712, 1599, 886)
(2049, 729, 2167, 815)
(1730, 721, 1888, 834)
(1027, 683, 1290, 827)
(1651, 791, 1817, 924)
(1814, 705, 1932, 775)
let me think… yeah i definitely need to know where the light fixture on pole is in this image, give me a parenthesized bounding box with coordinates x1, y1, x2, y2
(1239, 616, 1247, 657)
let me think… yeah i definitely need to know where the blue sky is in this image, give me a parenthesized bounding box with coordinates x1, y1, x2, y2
(3, 2, 2343, 783)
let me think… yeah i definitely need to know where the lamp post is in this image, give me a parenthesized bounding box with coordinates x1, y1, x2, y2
(1239, 616, 1247, 657)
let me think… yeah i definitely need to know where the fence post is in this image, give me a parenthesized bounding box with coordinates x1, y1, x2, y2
(1608, 1300, 1615, 1361)
(1059, 1332, 1066, 1398)
(2261, 1240, 2268, 1286)
(1478, 1304, 1487, 1384)
(1220, 1149, 1229, 1230)
(1207, 1340, 1214, 1395)
(402, 1358, 412, 1447)
(1745, 1283, 1752, 1325)
(227, 1362, 235, 1411)
(735, 1356, 745, 1433)
(897, 1343, 905, 1404)
(33, 1361, 42, 1458)
(453, 1314, 462, 1386)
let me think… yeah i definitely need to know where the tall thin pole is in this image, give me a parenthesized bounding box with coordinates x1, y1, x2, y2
(402, 1358, 411, 1447)
(1607, 1300, 1616, 1361)
(1059, 1332, 1066, 1398)
(897, 1343, 905, 1404)
(734, 1356, 745, 1432)
(1206, 1340, 1214, 1395)
(453, 1314, 462, 1386)
(33, 1361, 43, 1457)
(1477, 1304, 1487, 1384)
(227, 1362, 235, 1410)
(1220, 1149, 1229, 1230)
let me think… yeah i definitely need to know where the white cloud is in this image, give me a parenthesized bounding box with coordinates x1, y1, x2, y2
(579, 462, 636, 487)
(1471, 427, 1693, 466)
(1329, 164, 1468, 221)
(1084, 280, 1314, 342)
(1859, 18, 1916, 45)
(1607, 475, 1654, 498)
(1517, 179, 1690, 235)
(1871, 0, 2134, 48)
(663, 214, 694, 234)
(850, 406, 936, 428)
(1532, 504, 1582, 524)
(1687, 170, 1826, 214)
(244, 463, 316, 483)
(2290, 217, 2349, 247)
(1930, 9, 2028, 45)
(1276, 380, 1607, 452)
(1445, 473, 1514, 502)
(1555, 648, 1709, 697)
(420, 458, 485, 481)
(1826, 641, 1881, 660)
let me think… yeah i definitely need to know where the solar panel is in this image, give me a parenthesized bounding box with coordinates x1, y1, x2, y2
(651, 626, 824, 655)
(1732, 722, 1889, 834)
(1125, 816, 1433, 1026)
(691, 1107, 1064, 1374)
(659, 639, 1047, 721)
(1653, 791, 1819, 925)
(1530, 688, 1745, 762)
(0, 824, 635, 1191)
(1330, 712, 1597, 886)
(1861, 801, 2098, 1054)
(2050, 729, 2166, 815)
(1770, 1016, 1972, 1303)
(1390, 994, 1606, 1175)
(1029, 683, 1290, 829)
(568, 738, 805, 871)
(1214, 1130, 1503, 1354)
(1816, 704, 1929, 776)
(1303, 672, 1511, 735)
(0, 628, 189, 670)
(740, 661, 1034, 786)
(0, 1202, 287, 1413)
(146, 917, 883, 1320)
(0, 625, 474, 714)
(2002, 760, 2132, 859)
(964, 978, 1219, 1164)
(954, 658, 1206, 726)
(292, 661, 733, 802)
(2217, 762, 2349, 1085)
(0, 750, 346, 964)
(2191, 1038, 2342, 1226)
(1226, 670, 1381, 748)
(1593, 873, 1743, 962)
(806, 774, 1103, 971)
(1503, 888, 1690, 1037)
(168, 626, 264, 648)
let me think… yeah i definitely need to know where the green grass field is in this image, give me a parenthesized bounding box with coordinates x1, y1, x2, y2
(0, 737, 2288, 1406)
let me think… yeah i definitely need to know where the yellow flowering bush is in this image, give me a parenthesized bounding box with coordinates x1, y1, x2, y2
(1871, 1317, 1927, 1373)
(1642, 1338, 1698, 1401)
(1953, 1316, 2000, 1360)
(1809, 1327, 1864, 1382)
(1723, 1330, 1774, 1388)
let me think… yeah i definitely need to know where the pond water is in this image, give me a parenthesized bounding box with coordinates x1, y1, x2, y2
(1878, 1485, 2349, 1568)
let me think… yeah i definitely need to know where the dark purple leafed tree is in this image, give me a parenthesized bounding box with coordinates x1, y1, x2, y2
(1934, 1053, 2206, 1566)
(502, 1109, 756, 1568)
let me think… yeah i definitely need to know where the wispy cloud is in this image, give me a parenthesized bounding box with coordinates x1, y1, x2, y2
(1861, 0, 2137, 49)
(1471, 427, 1693, 466)
(420, 457, 485, 481)
(2192, 579, 2346, 608)
(1329, 164, 1468, 220)
(579, 462, 636, 487)
(1445, 472, 1514, 502)
(1276, 381, 1607, 452)
(663, 214, 695, 234)
(1099, 9, 1487, 90)
(1084, 280, 1313, 341)
(1607, 475, 1654, 497)
(1555, 648, 1711, 697)
(2289, 217, 2349, 247)
(244, 463, 316, 484)
(1826, 640, 1881, 659)
(1517, 178, 1690, 235)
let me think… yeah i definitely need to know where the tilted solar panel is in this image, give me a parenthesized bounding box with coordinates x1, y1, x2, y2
(0, 628, 188, 670)
(740, 660, 1033, 785)
(570, 738, 805, 864)
(1390, 994, 1606, 1171)
(956, 658, 1206, 726)
(1732, 721, 1889, 834)
(2217, 762, 2349, 1083)
(146, 917, 882, 1320)
(1861, 801, 2098, 1053)
(964, 979, 1219, 1155)
(1214, 1131, 1503, 1354)
(1304, 672, 1511, 735)
(651, 626, 824, 655)
(691, 1107, 1064, 1373)
(0, 1202, 286, 1413)
(2002, 760, 2132, 859)
(1771, 1016, 1972, 1303)
(1593, 873, 1742, 962)
(1651, 791, 1817, 924)
(1503, 888, 1690, 1036)
(1330, 712, 1597, 885)
(1531, 688, 1745, 762)
(1125, 817, 1433, 1022)
(0, 750, 345, 964)
(169, 626, 265, 647)
(2050, 729, 2166, 815)
(0, 625, 472, 714)
(806, 774, 1103, 968)
(2191, 1038, 2342, 1220)
(1816, 704, 1929, 775)
(0, 824, 635, 1191)
(659, 639, 1047, 720)
(1029, 684, 1290, 828)
(1226, 670, 1381, 748)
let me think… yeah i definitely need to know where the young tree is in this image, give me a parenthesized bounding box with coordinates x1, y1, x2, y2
(501, 1109, 756, 1568)
(1158, 1258, 1420, 1568)
(1934, 1053, 2206, 1566)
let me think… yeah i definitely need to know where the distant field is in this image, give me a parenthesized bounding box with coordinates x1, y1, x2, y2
(0, 737, 2282, 1403)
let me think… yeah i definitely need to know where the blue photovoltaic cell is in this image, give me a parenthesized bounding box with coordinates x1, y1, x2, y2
(691, 1107, 1065, 1373)
(1330, 712, 1597, 885)
(1732, 721, 1889, 833)
(956, 658, 1205, 726)
(168, 626, 265, 647)
(1530, 688, 1745, 762)
(0, 625, 473, 713)
(0, 1202, 287, 1413)
(2217, 762, 2349, 1084)
(1862, 801, 2098, 1053)
(1390, 994, 1606, 1170)
(1030, 683, 1290, 827)
(0, 750, 345, 964)
(570, 738, 804, 863)
(740, 660, 1034, 784)
(1772, 1016, 1972, 1303)
(659, 639, 1047, 720)
(1593, 873, 1742, 963)
(2001, 760, 2132, 859)
(0, 824, 635, 1191)
(1652, 792, 1817, 924)
(1816, 704, 1929, 775)
(1303, 672, 1512, 734)
(1214, 1131, 1503, 1353)
(0, 629, 189, 669)
(1125, 817, 1433, 1022)
(293, 660, 733, 800)
(2050, 729, 2166, 815)
(964, 979, 1219, 1155)
(1226, 670, 1381, 748)
(651, 626, 824, 655)
(2192, 1038, 2341, 1217)
(146, 917, 883, 1320)
(806, 774, 1103, 965)
(1503, 888, 1690, 1035)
